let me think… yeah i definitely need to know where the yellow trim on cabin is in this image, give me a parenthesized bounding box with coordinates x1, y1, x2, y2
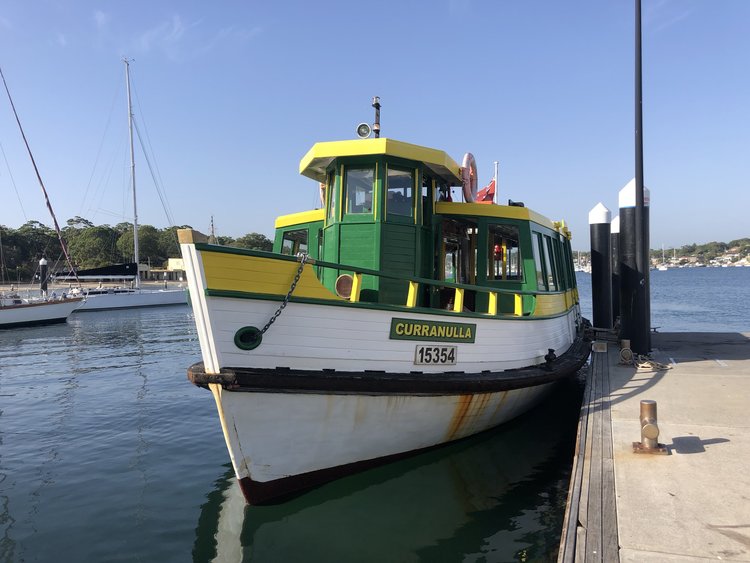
(435, 201, 556, 230)
(406, 281, 419, 308)
(349, 273, 363, 303)
(488, 292, 498, 316)
(533, 293, 567, 316)
(453, 288, 464, 312)
(514, 294, 523, 316)
(275, 208, 326, 229)
(300, 138, 462, 185)
(201, 251, 342, 301)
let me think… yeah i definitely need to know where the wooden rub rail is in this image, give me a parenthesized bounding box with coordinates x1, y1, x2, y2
(558, 343, 619, 562)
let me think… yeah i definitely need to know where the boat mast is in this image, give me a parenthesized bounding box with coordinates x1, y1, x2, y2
(0, 65, 79, 284)
(124, 58, 140, 289)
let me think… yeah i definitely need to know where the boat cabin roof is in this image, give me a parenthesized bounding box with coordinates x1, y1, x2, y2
(299, 138, 462, 186)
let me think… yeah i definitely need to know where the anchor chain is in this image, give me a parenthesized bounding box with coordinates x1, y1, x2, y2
(260, 252, 308, 335)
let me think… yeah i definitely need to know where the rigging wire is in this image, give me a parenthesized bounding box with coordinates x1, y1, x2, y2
(0, 141, 29, 221)
(0, 227, 5, 284)
(0, 65, 80, 284)
(130, 71, 176, 227)
(80, 77, 122, 220)
(133, 118, 175, 226)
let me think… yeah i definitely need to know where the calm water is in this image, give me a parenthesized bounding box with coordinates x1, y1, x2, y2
(577, 266, 750, 333)
(1, 268, 747, 562)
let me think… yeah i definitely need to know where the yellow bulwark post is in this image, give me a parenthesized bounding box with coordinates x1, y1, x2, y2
(514, 294, 523, 316)
(453, 288, 464, 312)
(406, 281, 419, 308)
(349, 273, 363, 303)
(488, 292, 498, 315)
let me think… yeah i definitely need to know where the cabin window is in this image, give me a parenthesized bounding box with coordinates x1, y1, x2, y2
(532, 232, 546, 290)
(441, 219, 476, 284)
(563, 239, 575, 288)
(386, 167, 414, 217)
(344, 166, 374, 215)
(436, 185, 452, 202)
(327, 171, 337, 222)
(487, 224, 523, 281)
(280, 229, 308, 256)
(554, 238, 569, 290)
(543, 235, 558, 291)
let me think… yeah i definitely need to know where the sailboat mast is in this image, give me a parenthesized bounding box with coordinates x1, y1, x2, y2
(0, 65, 79, 283)
(124, 58, 140, 289)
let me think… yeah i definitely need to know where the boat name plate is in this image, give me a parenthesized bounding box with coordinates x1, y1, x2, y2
(390, 318, 476, 343)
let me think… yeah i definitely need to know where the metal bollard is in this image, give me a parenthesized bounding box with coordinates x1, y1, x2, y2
(633, 399, 670, 454)
(639, 400, 659, 448)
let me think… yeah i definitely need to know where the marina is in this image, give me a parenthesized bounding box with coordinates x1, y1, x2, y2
(0, 302, 584, 562)
(1, 2, 749, 559)
(1, 268, 748, 561)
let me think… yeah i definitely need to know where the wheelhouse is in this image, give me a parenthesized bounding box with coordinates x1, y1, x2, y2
(273, 138, 576, 315)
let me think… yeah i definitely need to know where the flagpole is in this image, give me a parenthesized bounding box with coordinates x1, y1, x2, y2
(493, 161, 499, 204)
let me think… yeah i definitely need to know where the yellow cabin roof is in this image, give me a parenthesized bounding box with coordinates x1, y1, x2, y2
(299, 138, 462, 185)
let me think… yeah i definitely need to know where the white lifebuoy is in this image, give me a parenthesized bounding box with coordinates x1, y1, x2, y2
(461, 153, 477, 202)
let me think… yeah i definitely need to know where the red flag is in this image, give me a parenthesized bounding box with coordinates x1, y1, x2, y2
(476, 179, 495, 204)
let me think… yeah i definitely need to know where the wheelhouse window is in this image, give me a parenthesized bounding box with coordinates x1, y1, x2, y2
(487, 224, 522, 281)
(386, 167, 414, 217)
(344, 166, 374, 215)
(327, 171, 337, 221)
(280, 229, 308, 256)
(532, 232, 546, 290)
(544, 235, 558, 291)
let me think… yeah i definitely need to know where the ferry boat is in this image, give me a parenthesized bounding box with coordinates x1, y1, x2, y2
(179, 114, 590, 505)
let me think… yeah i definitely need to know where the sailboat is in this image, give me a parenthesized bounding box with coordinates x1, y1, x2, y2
(64, 59, 186, 311)
(657, 244, 669, 271)
(0, 259, 84, 329)
(0, 69, 85, 328)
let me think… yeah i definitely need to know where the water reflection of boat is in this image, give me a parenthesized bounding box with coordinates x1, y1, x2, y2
(193, 377, 584, 562)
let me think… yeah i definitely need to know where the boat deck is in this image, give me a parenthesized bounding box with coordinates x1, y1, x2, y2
(559, 331, 750, 562)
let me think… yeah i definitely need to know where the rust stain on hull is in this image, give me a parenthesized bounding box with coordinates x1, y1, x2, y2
(446, 392, 493, 441)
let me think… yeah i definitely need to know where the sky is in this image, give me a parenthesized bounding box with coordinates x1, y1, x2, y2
(1, 0, 748, 251)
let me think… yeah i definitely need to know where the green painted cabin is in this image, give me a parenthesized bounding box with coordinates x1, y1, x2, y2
(273, 138, 577, 316)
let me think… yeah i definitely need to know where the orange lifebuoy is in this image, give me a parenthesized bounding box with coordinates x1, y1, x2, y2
(461, 153, 477, 202)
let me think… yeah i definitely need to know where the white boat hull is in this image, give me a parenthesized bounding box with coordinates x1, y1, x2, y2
(179, 237, 590, 503)
(73, 287, 187, 311)
(207, 380, 556, 503)
(195, 297, 577, 374)
(0, 298, 84, 328)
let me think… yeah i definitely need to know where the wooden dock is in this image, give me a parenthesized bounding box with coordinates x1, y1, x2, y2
(559, 331, 750, 562)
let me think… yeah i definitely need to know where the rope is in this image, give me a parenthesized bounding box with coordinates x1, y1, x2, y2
(620, 349, 671, 371)
(633, 354, 672, 371)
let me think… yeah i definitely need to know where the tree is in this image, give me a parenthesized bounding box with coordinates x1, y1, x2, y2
(158, 226, 192, 261)
(116, 225, 172, 266)
(66, 216, 95, 229)
(17, 221, 57, 259)
(137, 225, 163, 265)
(68, 225, 121, 268)
(233, 232, 272, 251)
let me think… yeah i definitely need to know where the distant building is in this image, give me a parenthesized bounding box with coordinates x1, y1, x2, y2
(146, 258, 185, 282)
